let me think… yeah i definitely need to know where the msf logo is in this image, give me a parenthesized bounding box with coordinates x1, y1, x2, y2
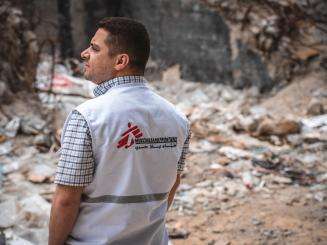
(117, 122, 143, 149)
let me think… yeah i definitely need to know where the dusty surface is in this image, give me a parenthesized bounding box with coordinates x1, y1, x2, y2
(0, 66, 326, 244)
(168, 186, 327, 245)
(261, 73, 327, 118)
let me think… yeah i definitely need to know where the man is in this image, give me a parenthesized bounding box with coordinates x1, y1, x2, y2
(49, 17, 190, 245)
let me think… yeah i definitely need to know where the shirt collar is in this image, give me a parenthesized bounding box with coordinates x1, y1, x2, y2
(93, 76, 146, 97)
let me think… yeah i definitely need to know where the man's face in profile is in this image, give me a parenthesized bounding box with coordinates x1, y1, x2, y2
(81, 28, 117, 84)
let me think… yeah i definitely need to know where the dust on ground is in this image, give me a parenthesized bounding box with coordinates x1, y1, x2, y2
(0, 65, 326, 244)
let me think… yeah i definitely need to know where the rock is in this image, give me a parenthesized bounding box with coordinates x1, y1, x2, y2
(0, 199, 18, 228)
(168, 222, 190, 239)
(307, 98, 324, 116)
(0, 111, 9, 129)
(21, 117, 47, 135)
(196, 180, 213, 188)
(0, 81, 6, 98)
(2, 161, 21, 174)
(191, 121, 211, 138)
(302, 132, 327, 144)
(189, 105, 219, 123)
(242, 171, 255, 189)
(249, 106, 268, 119)
(294, 48, 319, 61)
(0, 165, 4, 187)
(178, 184, 192, 192)
(0, 141, 13, 156)
(12, 228, 48, 245)
(251, 217, 264, 226)
(221, 89, 235, 102)
(269, 135, 283, 145)
(252, 158, 280, 170)
(282, 169, 316, 186)
(232, 115, 259, 133)
(33, 134, 52, 148)
(314, 192, 326, 202)
(0, 231, 5, 245)
(0, 134, 6, 144)
(8, 236, 34, 245)
(270, 175, 293, 184)
(219, 146, 252, 160)
(4, 117, 21, 138)
(262, 229, 278, 239)
(18, 195, 51, 228)
(286, 134, 303, 146)
(216, 156, 231, 166)
(188, 89, 210, 104)
(207, 134, 230, 144)
(301, 114, 327, 129)
(189, 140, 218, 153)
(316, 173, 327, 183)
(255, 117, 300, 137)
(27, 164, 55, 183)
(1, 148, 36, 174)
(300, 154, 319, 166)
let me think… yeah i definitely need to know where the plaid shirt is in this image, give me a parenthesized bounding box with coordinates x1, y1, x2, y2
(55, 76, 191, 187)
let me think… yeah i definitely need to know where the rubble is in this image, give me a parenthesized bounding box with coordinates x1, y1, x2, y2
(0, 65, 326, 244)
(0, 141, 13, 156)
(255, 117, 300, 137)
(307, 98, 325, 116)
(0, 199, 18, 228)
(4, 118, 21, 138)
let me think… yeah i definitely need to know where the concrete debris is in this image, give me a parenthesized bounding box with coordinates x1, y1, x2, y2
(20, 116, 47, 135)
(26, 163, 55, 183)
(255, 117, 301, 137)
(7, 237, 34, 245)
(168, 227, 190, 239)
(4, 118, 21, 138)
(219, 146, 252, 160)
(0, 64, 326, 244)
(36, 55, 96, 98)
(307, 98, 325, 116)
(18, 195, 51, 228)
(189, 140, 218, 153)
(0, 141, 13, 156)
(301, 114, 327, 129)
(0, 199, 18, 228)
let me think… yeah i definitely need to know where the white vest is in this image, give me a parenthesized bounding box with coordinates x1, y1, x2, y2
(66, 81, 189, 245)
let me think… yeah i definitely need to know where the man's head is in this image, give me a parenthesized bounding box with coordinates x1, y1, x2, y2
(81, 17, 150, 84)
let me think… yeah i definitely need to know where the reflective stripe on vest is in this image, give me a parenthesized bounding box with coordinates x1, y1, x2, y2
(82, 192, 169, 204)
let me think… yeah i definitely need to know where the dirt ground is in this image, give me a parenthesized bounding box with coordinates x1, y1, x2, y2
(168, 186, 327, 245)
(1, 66, 326, 244)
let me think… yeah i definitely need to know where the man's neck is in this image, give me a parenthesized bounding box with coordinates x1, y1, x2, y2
(116, 70, 144, 77)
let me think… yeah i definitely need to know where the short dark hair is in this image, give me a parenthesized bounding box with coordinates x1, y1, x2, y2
(98, 17, 150, 72)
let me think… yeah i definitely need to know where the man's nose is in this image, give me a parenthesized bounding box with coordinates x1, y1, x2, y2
(81, 48, 89, 61)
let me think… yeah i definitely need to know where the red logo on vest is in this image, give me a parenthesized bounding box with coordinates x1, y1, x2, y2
(117, 122, 143, 149)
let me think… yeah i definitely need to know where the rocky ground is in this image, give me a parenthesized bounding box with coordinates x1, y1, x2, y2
(0, 65, 326, 244)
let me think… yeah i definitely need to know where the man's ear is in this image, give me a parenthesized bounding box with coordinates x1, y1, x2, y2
(114, 54, 130, 71)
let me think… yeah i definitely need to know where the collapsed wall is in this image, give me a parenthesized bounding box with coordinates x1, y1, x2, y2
(7, 0, 327, 91)
(201, 0, 327, 90)
(0, 1, 38, 98)
(119, 0, 233, 85)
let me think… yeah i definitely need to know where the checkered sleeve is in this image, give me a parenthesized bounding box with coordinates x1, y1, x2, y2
(177, 129, 191, 173)
(54, 110, 95, 187)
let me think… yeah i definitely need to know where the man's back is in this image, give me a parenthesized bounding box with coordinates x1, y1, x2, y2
(66, 80, 189, 244)
(49, 18, 190, 245)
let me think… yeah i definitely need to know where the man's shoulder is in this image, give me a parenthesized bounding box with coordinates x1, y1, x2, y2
(153, 92, 189, 124)
(76, 92, 116, 112)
